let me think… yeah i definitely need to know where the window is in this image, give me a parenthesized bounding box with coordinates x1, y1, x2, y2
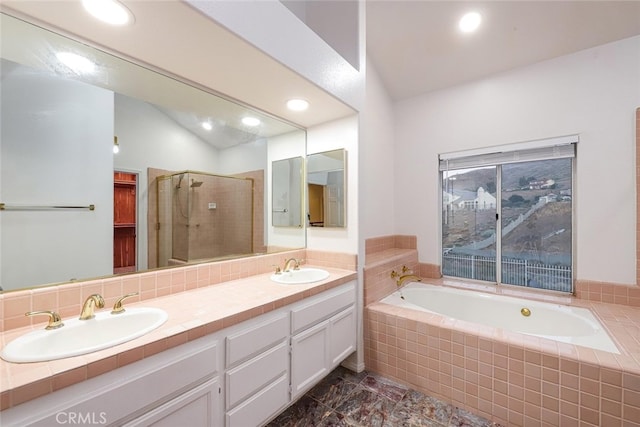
(440, 136, 576, 292)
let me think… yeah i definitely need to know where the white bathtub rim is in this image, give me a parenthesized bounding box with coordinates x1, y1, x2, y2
(380, 281, 621, 355)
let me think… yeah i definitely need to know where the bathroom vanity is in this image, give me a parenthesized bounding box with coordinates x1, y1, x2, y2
(0, 271, 357, 427)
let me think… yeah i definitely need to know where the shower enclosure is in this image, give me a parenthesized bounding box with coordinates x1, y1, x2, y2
(156, 171, 254, 266)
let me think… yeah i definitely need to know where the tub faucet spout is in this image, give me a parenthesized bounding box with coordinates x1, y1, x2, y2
(390, 267, 422, 287)
(396, 274, 422, 287)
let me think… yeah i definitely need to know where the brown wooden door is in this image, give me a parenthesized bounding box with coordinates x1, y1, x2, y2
(308, 183, 324, 227)
(114, 172, 137, 273)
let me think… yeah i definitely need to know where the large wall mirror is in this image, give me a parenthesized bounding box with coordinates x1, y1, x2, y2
(307, 149, 347, 228)
(0, 13, 306, 292)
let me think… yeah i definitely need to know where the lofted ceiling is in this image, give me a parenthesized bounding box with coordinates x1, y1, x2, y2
(366, 1, 640, 101)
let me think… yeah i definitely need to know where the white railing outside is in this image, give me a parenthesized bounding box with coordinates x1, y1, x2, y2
(442, 252, 572, 292)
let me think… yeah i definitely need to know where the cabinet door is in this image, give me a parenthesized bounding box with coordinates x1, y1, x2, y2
(290, 319, 329, 399)
(124, 377, 221, 427)
(329, 306, 356, 366)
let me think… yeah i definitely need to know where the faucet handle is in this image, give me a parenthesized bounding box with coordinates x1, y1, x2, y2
(26, 310, 64, 330)
(111, 292, 139, 314)
(390, 270, 400, 279)
(401, 265, 412, 274)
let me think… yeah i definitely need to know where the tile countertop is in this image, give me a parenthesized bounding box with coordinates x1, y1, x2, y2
(0, 266, 357, 409)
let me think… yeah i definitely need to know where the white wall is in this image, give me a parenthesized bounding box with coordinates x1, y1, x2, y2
(281, 0, 360, 70)
(307, 116, 359, 254)
(217, 140, 267, 177)
(394, 35, 640, 285)
(1, 72, 113, 290)
(360, 59, 396, 242)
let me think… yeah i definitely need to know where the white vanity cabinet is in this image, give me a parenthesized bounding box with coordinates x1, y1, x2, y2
(0, 335, 223, 427)
(1, 280, 357, 427)
(290, 283, 357, 399)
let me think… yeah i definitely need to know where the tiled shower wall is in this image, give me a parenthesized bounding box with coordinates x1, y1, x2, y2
(181, 173, 254, 260)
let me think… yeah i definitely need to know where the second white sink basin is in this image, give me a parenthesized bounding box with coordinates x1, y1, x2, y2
(270, 268, 330, 284)
(1, 307, 168, 363)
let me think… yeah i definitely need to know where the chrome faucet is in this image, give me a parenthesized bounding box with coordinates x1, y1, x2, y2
(80, 294, 105, 320)
(283, 258, 300, 272)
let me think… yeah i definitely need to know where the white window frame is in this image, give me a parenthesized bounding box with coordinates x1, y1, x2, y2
(439, 135, 578, 292)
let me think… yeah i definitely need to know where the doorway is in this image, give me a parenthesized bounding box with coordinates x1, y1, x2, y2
(308, 183, 324, 226)
(114, 171, 137, 273)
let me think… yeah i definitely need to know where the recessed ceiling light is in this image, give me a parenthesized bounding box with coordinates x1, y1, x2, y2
(286, 99, 309, 111)
(202, 121, 213, 131)
(242, 117, 261, 127)
(82, 0, 134, 26)
(56, 52, 96, 74)
(459, 12, 482, 33)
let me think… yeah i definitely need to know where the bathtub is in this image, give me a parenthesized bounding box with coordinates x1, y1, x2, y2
(381, 282, 619, 354)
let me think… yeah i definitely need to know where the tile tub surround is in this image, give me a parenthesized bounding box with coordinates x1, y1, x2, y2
(268, 365, 503, 426)
(364, 289, 640, 427)
(364, 249, 419, 307)
(0, 255, 356, 410)
(365, 234, 417, 254)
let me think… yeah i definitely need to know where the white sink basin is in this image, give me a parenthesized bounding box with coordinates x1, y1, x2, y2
(270, 268, 330, 285)
(1, 307, 168, 363)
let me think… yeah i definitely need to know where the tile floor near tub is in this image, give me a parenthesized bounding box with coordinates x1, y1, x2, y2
(268, 366, 502, 427)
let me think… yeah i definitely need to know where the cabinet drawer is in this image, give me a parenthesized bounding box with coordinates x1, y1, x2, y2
(291, 282, 355, 334)
(226, 312, 289, 367)
(225, 373, 289, 427)
(124, 378, 220, 427)
(225, 341, 288, 410)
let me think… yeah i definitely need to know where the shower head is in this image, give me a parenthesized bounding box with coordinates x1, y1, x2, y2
(175, 173, 185, 189)
(190, 179, 203, 188)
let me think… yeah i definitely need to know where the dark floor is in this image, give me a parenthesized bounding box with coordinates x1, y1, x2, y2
(267, 367, 502, 427)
